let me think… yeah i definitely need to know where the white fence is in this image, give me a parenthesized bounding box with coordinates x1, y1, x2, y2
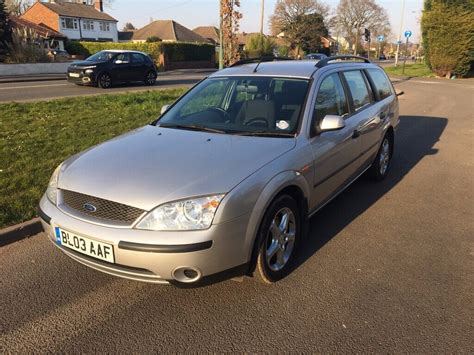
(0, 63, 70, 76)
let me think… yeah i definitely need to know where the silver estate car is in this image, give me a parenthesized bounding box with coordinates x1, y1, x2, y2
(39, 56, 400, 285)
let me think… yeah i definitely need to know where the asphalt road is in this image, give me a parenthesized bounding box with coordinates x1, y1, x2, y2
(0, 69, 214, 103)
(1, 78, 473, 352)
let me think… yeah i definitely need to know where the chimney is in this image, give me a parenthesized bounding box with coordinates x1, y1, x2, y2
(94, 0, 103, 12)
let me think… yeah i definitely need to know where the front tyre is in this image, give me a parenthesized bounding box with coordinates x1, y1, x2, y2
(369, 133, 393, 181)
(98, 73, 112, 89)
(254, 195, 301, 283)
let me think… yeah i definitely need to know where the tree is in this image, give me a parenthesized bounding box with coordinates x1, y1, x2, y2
(270, 0, 329, 36)
(122, 22, 136, 31)
(283, 12, 328, 54)
(220, 0, 242, 66)
(421, 0, 473, 77)
(245, 33, 275, 58)
(5, 0, 31, 15)
(332, 0, 390, 55)
(0, 0, 11, 61)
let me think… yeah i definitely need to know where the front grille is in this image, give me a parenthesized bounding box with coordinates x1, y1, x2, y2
(61, 190, 146, 225)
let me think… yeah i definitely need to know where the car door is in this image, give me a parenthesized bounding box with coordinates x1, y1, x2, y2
(359, 68, 396, 164)
(130, 53, 148, 81)
(308, 72, 362, 210)
(111, 53, 132, 82)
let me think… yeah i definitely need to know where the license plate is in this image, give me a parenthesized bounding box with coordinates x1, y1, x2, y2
(69, 72, 80, 78)
(55, 227, 115, 263)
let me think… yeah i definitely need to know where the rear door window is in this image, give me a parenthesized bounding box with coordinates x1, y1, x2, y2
(131, 53, 145, 63)
(366, 68, 393, 100)
(342, 70, 372, 111)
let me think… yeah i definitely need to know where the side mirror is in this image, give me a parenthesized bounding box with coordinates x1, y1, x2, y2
(160, 104, 170, 115)
(319, 115, 346, 133)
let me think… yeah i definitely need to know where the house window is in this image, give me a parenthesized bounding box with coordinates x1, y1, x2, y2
(99, 21, 110, 32)
(61, 17, 79, 30)
(83, 20, 94, 31)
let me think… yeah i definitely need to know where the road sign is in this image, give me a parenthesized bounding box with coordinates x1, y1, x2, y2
(378, 35, 385, 42)
(404, 30, 412, 38)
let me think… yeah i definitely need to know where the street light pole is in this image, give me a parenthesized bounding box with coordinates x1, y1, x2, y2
(260, 0, 265, 35)
(395, 0, 406, 66)
(219, 0, 223, 70)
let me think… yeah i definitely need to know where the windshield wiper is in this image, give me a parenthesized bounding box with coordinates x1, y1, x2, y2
(233, 131, 295, 138)
(159, 123, 227, 134)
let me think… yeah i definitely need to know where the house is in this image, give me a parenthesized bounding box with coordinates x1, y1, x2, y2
(21, 0, 118, 42)
(9, 15, 67, 50)
(130, 20, 208, 43)
(193, 26, 219, 44)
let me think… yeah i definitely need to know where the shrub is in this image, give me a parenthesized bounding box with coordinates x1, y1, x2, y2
(245, 34, 275, 58)
(146, 36, 161, 42)
(421, 0, 474, 77)
(6, 27, 50, 63)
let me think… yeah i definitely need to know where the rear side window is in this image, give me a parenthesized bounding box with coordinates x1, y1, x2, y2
(342, 70, 371, 110)
(366, 68, 393, 100)
(314, 73, 349, 123)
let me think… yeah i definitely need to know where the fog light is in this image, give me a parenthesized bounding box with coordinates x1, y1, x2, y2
(172, 267, 202, 283)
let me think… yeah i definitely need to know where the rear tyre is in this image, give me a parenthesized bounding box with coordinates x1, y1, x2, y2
(145, 71, 157, 86)
(369, 133, 393, 181)
(98, 73, 112, 89)
(254, 195, 301, 283)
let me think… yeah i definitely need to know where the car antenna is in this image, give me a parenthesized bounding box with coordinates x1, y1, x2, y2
(253, 58, 263, 73)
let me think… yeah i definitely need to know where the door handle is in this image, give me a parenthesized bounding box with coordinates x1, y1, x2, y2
(352, 129, 361, 139)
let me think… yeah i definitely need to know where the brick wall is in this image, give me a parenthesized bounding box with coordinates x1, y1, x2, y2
(21, 2, 59, 32)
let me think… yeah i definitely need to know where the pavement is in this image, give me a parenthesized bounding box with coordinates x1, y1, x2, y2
(1, 78, 473, 352)
(0, 69, 216, 103)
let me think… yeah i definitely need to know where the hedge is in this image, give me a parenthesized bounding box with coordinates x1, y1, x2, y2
(65, 41, 215, 63)
(421, 0, 474, 77)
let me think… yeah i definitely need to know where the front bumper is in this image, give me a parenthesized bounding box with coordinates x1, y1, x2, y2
(39, 195, 251, 284)
(67, 71, 95, 86)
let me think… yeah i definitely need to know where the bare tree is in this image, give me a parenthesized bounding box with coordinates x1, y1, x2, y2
(269, 0, 329, 36)
(221, 0, 242, 66)
(5, 0, 32, 16)
(332, 0, 390, 55)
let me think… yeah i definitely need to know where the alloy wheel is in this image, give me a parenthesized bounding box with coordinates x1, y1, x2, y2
(379, 138, 390, 176)
(265, 207, 296, 272)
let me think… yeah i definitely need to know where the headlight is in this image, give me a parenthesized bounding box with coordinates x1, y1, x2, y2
(136, 194, 225, 231)
(46, 164, 62, 205)
(84, 69, 94, 74)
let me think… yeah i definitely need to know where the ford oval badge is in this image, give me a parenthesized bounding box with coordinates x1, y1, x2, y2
(83, 203, 97, 213)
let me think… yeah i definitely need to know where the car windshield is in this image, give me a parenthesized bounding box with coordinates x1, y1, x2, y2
(86, 51, 115, 62)
(156, 76, 309, 136)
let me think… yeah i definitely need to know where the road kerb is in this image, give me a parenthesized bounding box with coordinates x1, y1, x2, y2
(0, 218, 44, 247)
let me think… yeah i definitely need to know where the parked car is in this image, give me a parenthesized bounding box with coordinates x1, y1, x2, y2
(67, 50, 158, 88)
(305, 53, 328, 60)
(379, 54, 387, 60)
(47, 49, 70, 62)
(40, 56, 400, 285)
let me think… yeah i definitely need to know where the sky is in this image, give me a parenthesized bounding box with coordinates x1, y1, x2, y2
(106, 0, 424, 42)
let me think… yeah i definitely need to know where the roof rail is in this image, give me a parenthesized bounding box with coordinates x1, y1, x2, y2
(315, 55, 371, 68)
(230, 56, 293, 68)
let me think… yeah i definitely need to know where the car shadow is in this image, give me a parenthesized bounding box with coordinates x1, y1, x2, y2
(293, 115, 448, 271)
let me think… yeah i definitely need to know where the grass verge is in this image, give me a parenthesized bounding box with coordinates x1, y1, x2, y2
(384, 63, 434, 78)
(0, 88, 187, 228)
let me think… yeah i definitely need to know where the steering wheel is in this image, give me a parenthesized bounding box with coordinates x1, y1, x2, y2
(244, 117, 269, 128)
(206, 107, 229, 122)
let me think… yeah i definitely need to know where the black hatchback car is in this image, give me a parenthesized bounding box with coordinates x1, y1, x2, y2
(67, 50, 158, 88)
